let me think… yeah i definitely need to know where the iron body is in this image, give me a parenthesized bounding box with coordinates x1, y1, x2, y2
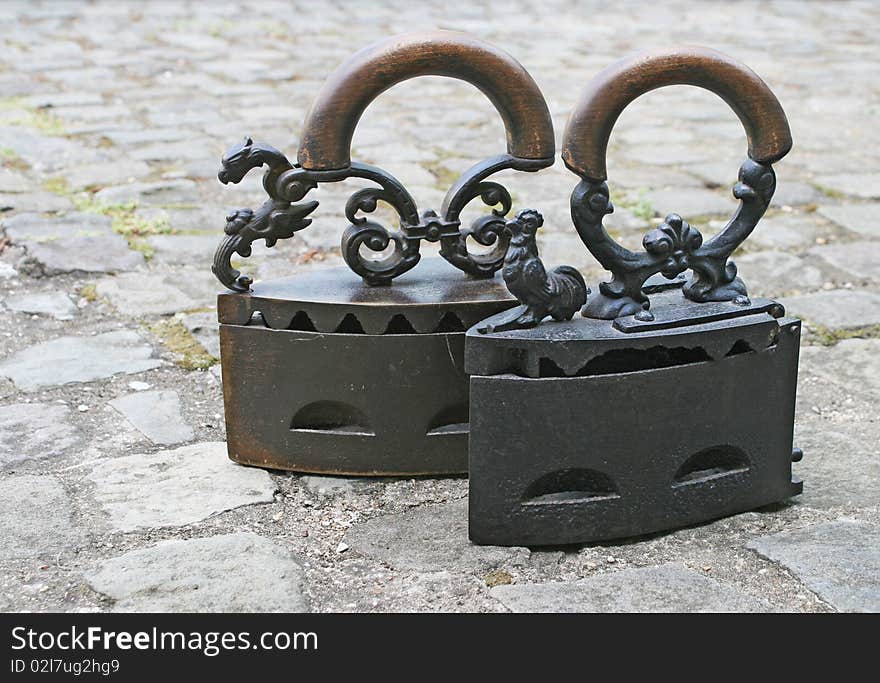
(219, 258, 515, 475)
(467, 287, 802, 546)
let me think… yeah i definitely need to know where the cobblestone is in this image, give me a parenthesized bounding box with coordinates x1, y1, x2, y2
(86, 533, 308, 612)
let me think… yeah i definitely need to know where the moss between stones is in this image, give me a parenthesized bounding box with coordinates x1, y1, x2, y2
(803, 320, 880, 346)
(78, 283, 98, 302)
(126, 237, 155, 261)
(149, 319, 216, 371)
(618, 188, 655, 222)
(484, 570, 514, 588)
(0, 98, 66, 135)
(41, 177, 173, 254)
(810, 182, 844, 200)
(0, 146, 29, 171)
(422, 157, 460, 191)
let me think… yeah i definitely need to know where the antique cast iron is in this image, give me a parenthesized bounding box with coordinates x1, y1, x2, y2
(214, 31, 554, 474)
(467, 47, 804, 545)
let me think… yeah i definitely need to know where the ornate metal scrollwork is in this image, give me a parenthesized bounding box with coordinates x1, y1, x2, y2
(212, 139, 546, 290)
(438, 154, 548, 279)
(572, 158, 776, 321)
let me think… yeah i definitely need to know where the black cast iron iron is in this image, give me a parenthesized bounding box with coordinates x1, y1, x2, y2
(466, 47, 804, 546)
(213, 31, 551, 474)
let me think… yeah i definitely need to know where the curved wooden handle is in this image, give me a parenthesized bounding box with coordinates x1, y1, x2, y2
(561, 46, 792, 180)
(297, 31, 555, 171)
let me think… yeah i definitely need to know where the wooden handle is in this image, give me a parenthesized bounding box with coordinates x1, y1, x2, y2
(561, 46, 792, 180)
(297, 31, 555, 171)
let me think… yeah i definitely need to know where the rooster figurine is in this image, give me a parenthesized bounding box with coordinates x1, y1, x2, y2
(478, 209, 588, 333)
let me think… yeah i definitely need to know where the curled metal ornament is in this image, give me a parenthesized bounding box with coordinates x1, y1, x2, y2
(341, 220, 419, 286)
(572, 158, 776, 321)
(339, 163, 422, 285)
(438, 155, 531, 277)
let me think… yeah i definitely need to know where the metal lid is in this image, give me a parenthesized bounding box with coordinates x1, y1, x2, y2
(466, 286, 796, 378)
(218, 257, 516, 335)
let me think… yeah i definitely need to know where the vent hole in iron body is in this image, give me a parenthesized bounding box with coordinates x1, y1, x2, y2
(673, 446, 749, 486)
(289, 311, 317, 331)
(434, 312, 466, 333)
(522, 468, 620, 505)
(334, 313, 366, 334)
(726, 339, 753, 356)
(426, 402, 469, 435)
(384, 314, 417, 334)
(290, 401, 374, 436)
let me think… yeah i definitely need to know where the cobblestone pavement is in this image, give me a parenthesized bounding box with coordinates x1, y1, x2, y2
(1, 0, 878, 613)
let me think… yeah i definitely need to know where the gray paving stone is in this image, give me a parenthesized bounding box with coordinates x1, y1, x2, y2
(624, 144, 711, 167)
(0, 169, 29, 193)
(746, 521, 880, 612)
(300, 475, 357, 496)
(818, 203, 880, 238)
(0, 475, 79, 560)
(491, 564, 773, 613)
(345, 498, 524, 572)
(800, 338, 880, 399)
(87, 441, 276, 531)
(734, 251, 825, 295)
(641, 187, 736, 218)
(145, 233, 218, 266)
(93, 180, 198, 207)
(0, 191, 74, 213)
(749, 213, 828, 251)
(814, 173, 880, 200)
(96, 272, 200, 316)
(58, 160, 152, 190)
(2, 212, 144, 274)
(4, 290, 77, 320)
(24, 92, 103, 108)
(86, 533, 307, 612)
(53, 103, 131, 123)
(0, 403, 81, 465)
(130, 141, 218, 164)
(0, 330, 162, 391)
(780, 289, 880, 329)
(109, 390, 194, 445)
(793, 424, 879, 510)
(808, 241, 880, 281)
(0, 127, 100, 172)
(180, 312, 219, 358)
(101, 128, 194, 146)
(771, 180, 823, 208)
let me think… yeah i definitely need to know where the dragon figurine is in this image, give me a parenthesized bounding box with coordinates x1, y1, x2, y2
(212, 138, 318, 292)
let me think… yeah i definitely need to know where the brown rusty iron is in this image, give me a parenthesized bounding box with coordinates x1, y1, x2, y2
(561, 46, 792, 180)
(297, 30, 555, 172)
(219, 259, 515, 475)
(212, 32, 561, 475)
